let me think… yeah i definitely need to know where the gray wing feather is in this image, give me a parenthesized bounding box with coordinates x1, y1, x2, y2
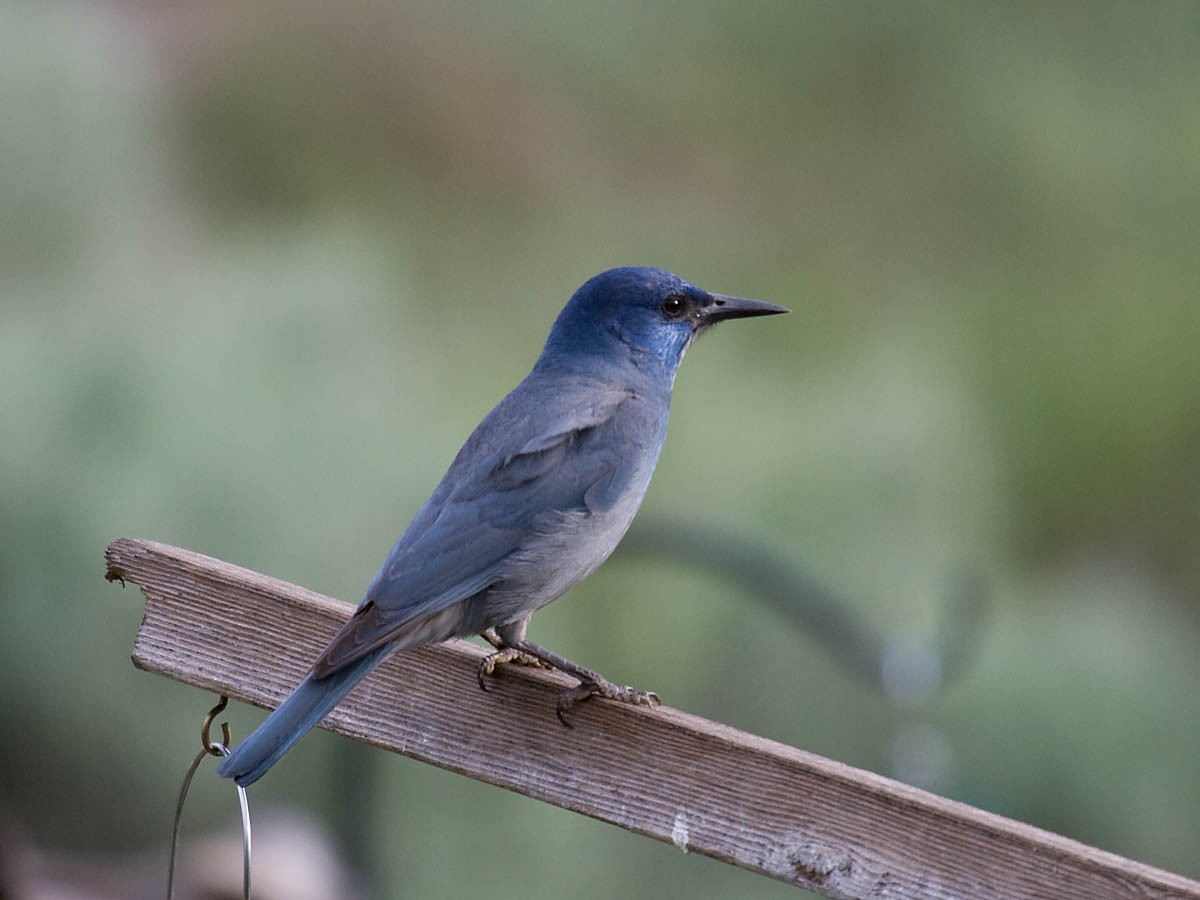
(312, 382, 634, 675)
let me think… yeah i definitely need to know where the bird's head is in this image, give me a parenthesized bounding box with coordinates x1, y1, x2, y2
(540, 267, 788, 381)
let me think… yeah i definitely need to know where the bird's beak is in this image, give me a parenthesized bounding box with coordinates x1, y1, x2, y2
(701, 293, 791, 324)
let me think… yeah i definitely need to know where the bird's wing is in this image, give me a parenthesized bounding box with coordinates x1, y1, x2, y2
(310, 385, 636, 677)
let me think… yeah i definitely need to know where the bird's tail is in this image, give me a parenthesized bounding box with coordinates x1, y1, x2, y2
(216, 646, 391, 787)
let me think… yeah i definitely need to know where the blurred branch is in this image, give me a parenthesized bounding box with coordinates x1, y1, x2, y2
(622, 516, 989, 697)
(105, 538, 1199, 900)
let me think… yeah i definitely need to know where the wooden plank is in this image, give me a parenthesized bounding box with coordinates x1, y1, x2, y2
(105, 537, 1200, 900)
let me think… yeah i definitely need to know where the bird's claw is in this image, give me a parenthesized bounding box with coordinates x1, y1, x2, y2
(477, 636, 660, 725)
(477, 647, 551, 692)
(555, 679, 660, 727)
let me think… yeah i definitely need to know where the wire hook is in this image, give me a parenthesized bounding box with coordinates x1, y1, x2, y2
(201, 695, 233, 756)
(168, 695, 253, 900)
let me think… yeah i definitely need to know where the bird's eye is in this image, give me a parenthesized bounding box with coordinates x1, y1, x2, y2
(661, 295, 686, 318)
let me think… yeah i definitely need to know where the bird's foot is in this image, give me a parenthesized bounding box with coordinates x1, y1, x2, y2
(477, 646, 551, 692)
(555, 678, 660, 727)
(480, 627, 507, 650)
(478, 635, 661, 725)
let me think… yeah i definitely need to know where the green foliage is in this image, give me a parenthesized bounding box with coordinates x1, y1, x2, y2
(1, 1, 1197, 894)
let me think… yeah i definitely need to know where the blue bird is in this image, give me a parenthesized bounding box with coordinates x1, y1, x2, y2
(217, 267, 787, 786)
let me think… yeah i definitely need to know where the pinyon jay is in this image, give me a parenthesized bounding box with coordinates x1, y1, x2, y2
(218, 266, 787, 786)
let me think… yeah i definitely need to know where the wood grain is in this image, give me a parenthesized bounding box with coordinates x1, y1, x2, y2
(106, 537, 1200, 899)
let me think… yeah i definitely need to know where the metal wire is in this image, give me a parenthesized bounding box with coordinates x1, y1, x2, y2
(167, 696, 253, 900)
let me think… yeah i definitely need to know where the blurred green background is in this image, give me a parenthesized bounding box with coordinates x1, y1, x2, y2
(2, 1, 1198, 897)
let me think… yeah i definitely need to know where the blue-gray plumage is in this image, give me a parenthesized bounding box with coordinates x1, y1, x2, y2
(217, 267, 787, 786)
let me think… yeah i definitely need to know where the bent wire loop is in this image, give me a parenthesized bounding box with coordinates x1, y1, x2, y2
(168, 695, 253, 900)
